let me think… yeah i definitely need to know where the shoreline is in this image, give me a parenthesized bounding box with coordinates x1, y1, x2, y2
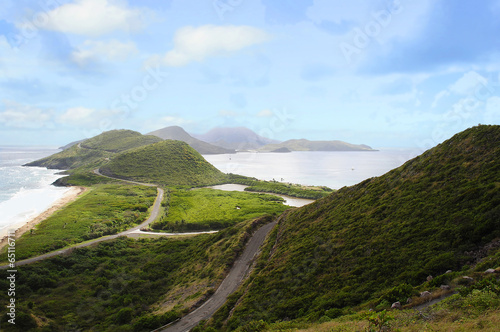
(0, 186, 87, 250)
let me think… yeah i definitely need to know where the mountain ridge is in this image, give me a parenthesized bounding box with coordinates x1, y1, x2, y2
(147, 126, 235, 154)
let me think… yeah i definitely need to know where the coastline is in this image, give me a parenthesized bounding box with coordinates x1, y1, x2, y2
(0, 186, 87, 250)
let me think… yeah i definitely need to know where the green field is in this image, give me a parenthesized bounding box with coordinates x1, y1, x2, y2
(152, 188, 289, 231)
(0, 184, 157, 261)
(227, 174, 333, 199)
(0, 217, 273, 332)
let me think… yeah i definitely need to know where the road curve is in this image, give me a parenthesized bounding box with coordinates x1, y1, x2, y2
(0, 185, 164, 269)
(155, 220, 277, 332)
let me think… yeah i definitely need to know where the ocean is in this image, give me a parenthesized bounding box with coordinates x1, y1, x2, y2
(0, 146, 70, 237)
(204, 149, 424, 189)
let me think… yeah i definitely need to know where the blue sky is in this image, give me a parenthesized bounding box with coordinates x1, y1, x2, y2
(0, 0, 499, 148)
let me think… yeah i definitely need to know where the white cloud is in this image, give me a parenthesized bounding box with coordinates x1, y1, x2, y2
(484, 96, 500, 124)
(72, 40, 138, 66)
(219, 110, 240, 117)
(148, 25, 270, 67)
(449, 71, 488, 95)
(39, 0, 145, 36)
(257, 109, 273, 117)
(58, 107, 125, 128)
(59, 107, 95, 124)
(0, 100, 53, 128)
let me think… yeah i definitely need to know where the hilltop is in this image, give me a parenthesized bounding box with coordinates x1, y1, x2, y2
(194, 126, 279, 151)
(259, 138, 375, 151)
(25, 130, 162, 170)
(148, 126, 234, 154)
(99, 140, 227, 186)
(209, 125, 500, 328)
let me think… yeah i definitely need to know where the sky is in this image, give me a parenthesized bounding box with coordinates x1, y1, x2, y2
(0, 0, 499, 148)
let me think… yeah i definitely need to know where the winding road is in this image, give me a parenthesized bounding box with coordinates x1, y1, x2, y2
(155, 220, 277, 332)
(0, 169, 211, 269)
(1, 168, 283, 331)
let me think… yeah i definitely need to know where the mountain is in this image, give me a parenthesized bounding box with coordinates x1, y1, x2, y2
(147, 126, 234, 154)
(99, 140, 227, 186)
(259, 138, 375, 151)
(213, 125, 500, 327)
(194, 126, 279, 151)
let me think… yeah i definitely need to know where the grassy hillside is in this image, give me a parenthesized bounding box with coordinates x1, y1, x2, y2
(207, 125, 500, 329)
(99, 140, 227, 186)
(0, 217, 274, 332)
(80, 129, 162, 153)
(25, 130, 161, 170)
(259, 138, 374, 151)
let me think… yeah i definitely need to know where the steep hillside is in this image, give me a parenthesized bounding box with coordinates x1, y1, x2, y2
(25, 130, 161, 170)
(213, 125, 500, 328)
(260, 138, 375, 151)
(194, 126, 279, 150)
(148, 126, 234, 154)
(99, 140, 227, 186)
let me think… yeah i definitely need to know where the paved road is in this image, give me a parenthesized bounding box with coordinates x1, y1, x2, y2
(155, 220, 277, 332)
(0, 185, 164, 269)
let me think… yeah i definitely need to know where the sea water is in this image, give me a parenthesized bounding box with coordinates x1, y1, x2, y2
(204, 149, 424, 189)
(0, 146, 70, 236)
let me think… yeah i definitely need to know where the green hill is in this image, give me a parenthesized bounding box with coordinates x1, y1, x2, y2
(25, 130, 162, 170)
(80, 129, 162, 153)
(260, 138, 375, 151)
(212, 125, 500, 328)
(99, 140, 227, 186)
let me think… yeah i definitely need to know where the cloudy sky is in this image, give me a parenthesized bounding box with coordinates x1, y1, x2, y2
(0, 0, 499, 148)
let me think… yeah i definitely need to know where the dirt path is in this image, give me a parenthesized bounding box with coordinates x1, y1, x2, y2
(155, 220, 277, 332)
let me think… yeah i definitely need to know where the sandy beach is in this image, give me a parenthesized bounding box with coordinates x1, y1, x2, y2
(0, 186, 87, 249)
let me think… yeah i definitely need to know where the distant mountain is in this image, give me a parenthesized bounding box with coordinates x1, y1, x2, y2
(219, 125, 500, 325)
(259, 138, 375, 151)
(99, 140, 227, 186)
(193, 127, 279, 151)
(147, 126, 234, 154)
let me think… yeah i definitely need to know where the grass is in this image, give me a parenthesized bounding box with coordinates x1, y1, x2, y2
(0, 216, 274, 332)
(151, 188, 289, 231)
(0, 184, 157, 261)
(227, 174, 333, 199)
(100, 140, 227, 186)
(202, 125, 500, 329)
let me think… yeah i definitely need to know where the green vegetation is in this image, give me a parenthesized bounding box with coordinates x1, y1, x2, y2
(227, 174, 333, 199)
(0, 184, 157, 261)
(25, 130, 161, 170)
(152, 188, 289, 231)
(80, 130, 162, 153)
(203, 125, 500, 329)
(240, 268, 500, 332)
(100, 140, 227, 186)
(0, 217, 273, 332)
